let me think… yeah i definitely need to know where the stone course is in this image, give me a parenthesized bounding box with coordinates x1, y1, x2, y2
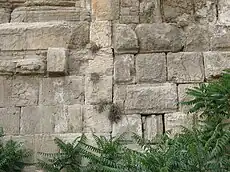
(1, 1, 230, 169)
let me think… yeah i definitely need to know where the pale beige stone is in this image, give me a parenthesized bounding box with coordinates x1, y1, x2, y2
(0, 22, 89, 51)
(25, 0, 76, 6)
(91, 0, 119, 20)
(204, 51, 230, 79)
(90, 21, 112, 47)
(165, 112, 194, 136)
(12, 76, 39, 106)
(113, 24, 139, 54)
(16, 58, 45, 74)
(47, 47, 68, 74)
(0, 8, 10, 23)
(140, 0, 159, 23)
(83, 105, 112, 133)
(112, 114, 142, 140)
(136, 53, 166, 83)
(120, 0, 139, 24)
(125, 83, 178, 114)
(0, 107, 20, 135)
(218, 0, 230, 24)
(0, 60, 16, 75)
(85, 75, 112, 104)
(11, 6, 80, 22)
(135, 24, 184, 53)
(113, 84, 127, 113)
(114, 54, 135, 83)
(167, 52, 204, 83)
(0, 77, 12, 107)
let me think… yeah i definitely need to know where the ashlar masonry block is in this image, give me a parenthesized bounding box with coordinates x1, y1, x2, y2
(125, 83, 178, 114)
(47, 47, 68, 74)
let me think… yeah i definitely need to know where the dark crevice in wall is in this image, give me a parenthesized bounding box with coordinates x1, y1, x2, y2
(162, 114, 166, 134)
(176, 83, 180, 111)
(215, 0, 219, 21)
(19, 107, 22, 134)
(141, 115, 145, 139)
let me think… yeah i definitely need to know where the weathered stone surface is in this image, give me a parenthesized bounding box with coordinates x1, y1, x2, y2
(184, 24, 210, 51)
(85, 76, 112, 104)
(83, 105, 112, 133)
(0, 107, 20, 135)
(16, 58, 46, 74)
(87, 48, 113, 76)
(178, 84, 199, 113)
(11, 7, 80, 22)
(125, 83, 178, 114)
(0, 8, 10, 23)
(113, 24, 139, 54)
(0, 22, 89, 51)
(91, 0, 119, 20)
(135, 24, 184, 53)
(113, 84, 127, 113)
(12, 76, 39, 106)
(0, 60, 16, 75)
(114, 54, 135, 83)
(22, 166, 37, 172)
(90, 21, 112, 47)
(167, 52, 204, 83)
(120, 0, 139, 24)
(165, 112, 194, 136)
(143, 115, 163, 140)
(39, 77, 64, 106)
(47, 47, 68, 74)
(64, 76, 85, 105)
(112, 114, 142, 140)
(140, 0, 160, 23)
(204, 52, 230, 79)
(218, 0, 230, 24)
(210, 25, 230, 51)
(0, 77, 12, 107)
(66, 104, 83, 133)
(25, 0, 76, 6)
(136, 53, 166, 83)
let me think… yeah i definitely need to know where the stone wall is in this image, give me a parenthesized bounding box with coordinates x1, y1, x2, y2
(1, 0, 230, 170)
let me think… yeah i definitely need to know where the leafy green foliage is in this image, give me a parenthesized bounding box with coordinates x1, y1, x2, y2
(0, 127, 31, 172)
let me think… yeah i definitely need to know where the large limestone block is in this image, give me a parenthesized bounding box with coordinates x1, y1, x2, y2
(135, 24, 184, 53)
(184, 24, 210, 52)
(90, 21, 112, 47)
(113, 24, 139, 54)
(210, 25, 230, 51)
(125, 83, 178, 114)
(218, 0, 230, 24)
(0, 22, 89, 51)
(0, 107, 20, 135)
(0, 8, 10, 24)
(113, 84, 127, 113)
(83, 105, 112, 133)
(112, 114, 142, 140)
(165, 112, 194, 136)
(12, 76, 39, 106)
(91, 0, 119, 20)
(85, 75, 112, 104)
(47, 47, 68, 74)
(11, 6, 80, 22)
(0, 77, 12, 107)
(204, 52, 230, 79)
(0, 60, 16, 75)
(114, 54, 135, 83)
(167, 52, 204, 83)
(143, 115, 163, 140)
(25, 0, 76, 6)
(136, 53, 166, 83)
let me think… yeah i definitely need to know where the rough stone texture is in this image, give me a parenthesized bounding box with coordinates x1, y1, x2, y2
(165, 112, 194, 136)
(0, 60, 16, 75)
(167, 52, 204, 83)
(83, 105, 112, 133)
(114, 54, 135, 83)
(90, 21, 112, 47)
(136, 53, 166, 83)
(120, 0, 139, 24)
(184, 24, 210, 52)
(12, 76, 39, 106)
(11, 7, 80, 22)
(16, 58, 46, 74)
(0, 8, 10, 23)
(25, 0, 76, 6)
(112, 114, 142, 140)
(0, 22, 89, 51)
(218, 0, 230, 24)
(0, 107, 20, 135)
(143, 115, 163, 140)
(47, 47, 68, 74)
(91, 0, 119, 21)
(0, 77, 12, 107)
(204, 52, 230, 79)
(135, 24, 184, 53)
(140, 0, 160, 23)
(113, 24, 139, 54)
(85, 76, 112, 104)
(125, 83, 178, 114)
(178, 84, 199, 113)
(113, 84, 127, 113)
